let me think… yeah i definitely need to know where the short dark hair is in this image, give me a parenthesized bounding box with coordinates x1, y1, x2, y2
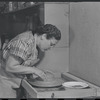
(33, 24, 61, 40)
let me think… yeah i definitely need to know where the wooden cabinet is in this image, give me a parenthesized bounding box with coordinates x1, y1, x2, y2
(0, 2, 44, 40)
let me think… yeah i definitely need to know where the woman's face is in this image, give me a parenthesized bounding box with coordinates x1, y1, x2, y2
(39, 34, 58, 52)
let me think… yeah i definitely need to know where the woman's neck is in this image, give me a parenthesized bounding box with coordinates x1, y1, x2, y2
(34, 34, 40, 47)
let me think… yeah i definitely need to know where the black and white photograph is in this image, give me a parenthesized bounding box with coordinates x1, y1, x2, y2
(0, 1, 99, 99)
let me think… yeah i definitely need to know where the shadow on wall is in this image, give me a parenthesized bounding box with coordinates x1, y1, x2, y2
(69, 26, 75, 47)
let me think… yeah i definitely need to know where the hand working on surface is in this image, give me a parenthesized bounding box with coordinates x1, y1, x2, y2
(32, 67, 47, 81)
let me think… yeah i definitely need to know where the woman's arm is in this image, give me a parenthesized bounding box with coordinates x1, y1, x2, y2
(5, 54, 46, 79)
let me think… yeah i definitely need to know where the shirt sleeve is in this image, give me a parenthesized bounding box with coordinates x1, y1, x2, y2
(9, 39, 30, 61)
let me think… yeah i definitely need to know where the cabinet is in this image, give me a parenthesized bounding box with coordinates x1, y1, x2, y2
(0, 2, 44, 40)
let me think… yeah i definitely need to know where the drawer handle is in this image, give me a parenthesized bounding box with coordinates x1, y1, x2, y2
(51, 93, 55, 98)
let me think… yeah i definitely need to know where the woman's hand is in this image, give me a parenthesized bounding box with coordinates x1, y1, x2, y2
(33, 68, 47, 81)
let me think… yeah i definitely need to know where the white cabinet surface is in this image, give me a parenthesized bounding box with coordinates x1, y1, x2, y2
(44, 2, 69, 47)
(69, 2, 100, 87)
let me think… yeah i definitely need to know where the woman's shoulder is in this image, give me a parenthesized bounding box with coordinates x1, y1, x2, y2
(18, 31, 33, 38)
(7, 31, 35, 48)
(14, 31, 34, 42)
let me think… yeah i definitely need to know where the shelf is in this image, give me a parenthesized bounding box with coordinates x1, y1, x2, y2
(0, 2, 44, 16)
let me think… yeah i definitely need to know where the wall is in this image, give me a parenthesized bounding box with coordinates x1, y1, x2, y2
(38, 2, 69, 77)
(69, 2, 100, 86)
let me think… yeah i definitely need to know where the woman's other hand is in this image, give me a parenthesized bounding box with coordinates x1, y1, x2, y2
(23, 58, 40, 66)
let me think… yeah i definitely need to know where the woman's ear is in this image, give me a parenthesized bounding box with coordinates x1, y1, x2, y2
(41, 34, 47, 40)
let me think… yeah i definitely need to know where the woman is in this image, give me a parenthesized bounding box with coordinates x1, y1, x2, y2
(0, 24, 61, 98)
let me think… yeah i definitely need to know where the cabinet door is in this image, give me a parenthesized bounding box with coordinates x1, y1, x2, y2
(0, 3, 44, 40)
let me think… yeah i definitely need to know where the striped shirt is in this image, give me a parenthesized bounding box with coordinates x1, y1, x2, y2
(0, 31, 39, 88)
(3, 31, 38, 66)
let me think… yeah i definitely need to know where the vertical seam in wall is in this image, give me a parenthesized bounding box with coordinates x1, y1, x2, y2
(68, 2, 70, 73)
(43, 3, 45, 24)
(44, 2, 45, 24)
